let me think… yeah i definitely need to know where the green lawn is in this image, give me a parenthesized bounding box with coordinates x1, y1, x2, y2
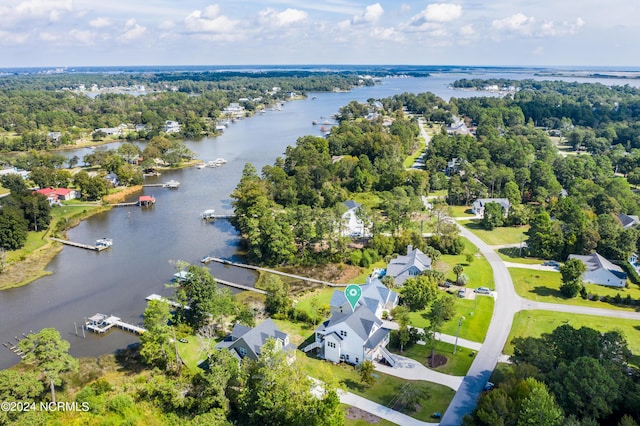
(392, 340, 475, 376)
(437, 239, 493, 289)
(343, 404, 397, 426)
(402, 139, 427, 168)
(351, 260, 386, 284)
(448, 205, 476, 217)
(497, 247, 544, 264)
(407, 295, 494, 343)
(428, 190, 447, 198)
(460, 221, 529, 246)
(297, 352, 455, 421)
(351, 193, 382, 209)
(505, 310, 640, 355)
(510, 268, 640, 311)
(177, 336, 211, 370)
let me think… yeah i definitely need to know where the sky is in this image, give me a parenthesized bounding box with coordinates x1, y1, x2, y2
(0, 0, 637, 68)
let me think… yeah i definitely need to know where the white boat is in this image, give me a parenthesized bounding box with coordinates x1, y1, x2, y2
(197, 163, 206, 169)
(164, 180, 180, 188)
(95, 238, 113, 248)
(214, 157, 227, 164)
(200, 209, 216, 220)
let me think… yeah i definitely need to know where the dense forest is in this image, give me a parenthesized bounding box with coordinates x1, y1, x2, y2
(0, 71, 373, 150)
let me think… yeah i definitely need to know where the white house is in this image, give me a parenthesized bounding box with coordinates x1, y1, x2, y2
(341, 200, 367, 237)
(386, 245, 432, 286)
(472, 198, 511, 217)
(164, 120, 181, 133)
(568, 252, 627, 288)
(306, 278, 398, 366)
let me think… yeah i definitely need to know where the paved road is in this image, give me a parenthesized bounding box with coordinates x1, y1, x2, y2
(440, 224, 523, 426)
(503, 261, 558, 272)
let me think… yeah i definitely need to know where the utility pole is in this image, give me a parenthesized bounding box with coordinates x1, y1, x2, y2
(453, 316, 465, 354)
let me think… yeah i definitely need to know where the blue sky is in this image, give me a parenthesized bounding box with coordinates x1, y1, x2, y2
(0, 0, 636, 68)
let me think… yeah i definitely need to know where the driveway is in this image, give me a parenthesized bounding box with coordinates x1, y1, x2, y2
(374, 353, 465, 391)
(503, 261, 558, 272)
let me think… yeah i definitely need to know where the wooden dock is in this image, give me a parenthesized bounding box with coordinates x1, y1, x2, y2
(215, 278, 266, 294)
(201, 257, 346, 287)
(50, 237, 110, 252)
(146, 294, 191, 310)
(109, 202, 138, 207)
(85, 313, 146, 335)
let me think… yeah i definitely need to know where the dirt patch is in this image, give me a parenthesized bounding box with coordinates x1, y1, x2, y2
(427, 354, 448, 368)
(345, 406, 382, 423)
(102, 185, 142, 204)
(278, 263, 362, 285)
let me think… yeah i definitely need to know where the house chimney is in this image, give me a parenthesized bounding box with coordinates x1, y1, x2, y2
(407, 244, 413, 253)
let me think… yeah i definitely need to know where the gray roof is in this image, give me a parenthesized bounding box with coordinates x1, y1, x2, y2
(364, 327, 390, 350)
(342, 200, 361, 211)
(215, 318, 288, 360)
(329, 278, 398, 314)
(317, 305, 381, 342)
(387, 246, 432, 284)
(473, 198, 510, 210)
(568, 252, 627, 280)
(618, 213, 640, 229)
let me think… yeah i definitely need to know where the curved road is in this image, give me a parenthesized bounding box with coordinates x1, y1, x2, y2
(441, 223, 640, 425)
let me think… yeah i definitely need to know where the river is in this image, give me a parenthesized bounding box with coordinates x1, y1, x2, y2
(1, 72, 639, 369)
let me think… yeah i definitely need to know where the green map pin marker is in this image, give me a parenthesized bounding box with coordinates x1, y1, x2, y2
(345, 284, 362, 312)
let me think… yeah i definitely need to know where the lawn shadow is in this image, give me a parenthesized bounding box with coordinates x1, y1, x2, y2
(531, 286, 565, 298)
(343, 378, 366, 393)
(498, 247, 530, 259)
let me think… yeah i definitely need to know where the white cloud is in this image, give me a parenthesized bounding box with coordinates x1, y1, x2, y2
(539, 17, 585, 36)
(421, 3, 462, 23)
(0, 30, 29, 44)
(258, 8, 308, 28)
(351, 3, 384, 25)
(492, 13, 535, 35)
(13, 0, 72, 21)
(184, 6, 238, 34)
(118, 18, 146, 42)
(89, 17, 111, 28)
(459, 24, 475, 37)
(69, 29, 95, 45)
(159, 20, 175, 30)
(400, 4, 411, 13)
(370, 27, 404, 42)
(39, 32, 58, 41)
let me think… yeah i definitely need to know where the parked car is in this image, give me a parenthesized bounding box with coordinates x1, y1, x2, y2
(458, 289, 466, 298)
(543, 260, 560, 267)
(484, 382, 495, 391)
(475, 287, 491, 294)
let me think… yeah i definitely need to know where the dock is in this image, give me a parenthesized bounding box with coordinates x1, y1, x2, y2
(142, 180, 180, 189)
(146, 294, 191, 310)
(201, 257, 346, 287)
(215, 278, 267, 294)
(85, 313, 146, 335)
(50, 237, 110, 252)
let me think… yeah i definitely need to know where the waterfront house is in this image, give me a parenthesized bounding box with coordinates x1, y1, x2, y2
(472, 198, 511, 217)
(215, 319, 295, 362)
(568, 252, 627, 288)
(164, 120, 181, 133)
(386, 245, 432, 286)
(341, 200, 367, 237)
(306, 278, 398, 366)
(104, 173, 120, 187)
(34, 187, 78, 203)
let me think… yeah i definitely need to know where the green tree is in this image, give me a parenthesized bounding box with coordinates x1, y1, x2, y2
(559, 258, 586, 298)
(264, 274, 292, 316)
(0, 206, 28, 250)
(139, 299, 176, 371)
(424, 295, 456, 365)
(400, 275, 438, 311)
(18, 328, 78, 403)
(358, 360, 376, 386)
(453, 264, 464, 284)
(480, 202, 505, 230)
(517, 378, 564, 426)
(238, 339, 343, 425)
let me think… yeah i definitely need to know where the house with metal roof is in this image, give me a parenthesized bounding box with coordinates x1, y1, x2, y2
(215, 318, 295, 362)
(568, 252, 627, 288)
(329, 277, 398, 318)
(341, 199, 367, 237)
(386, 245, 432, 286)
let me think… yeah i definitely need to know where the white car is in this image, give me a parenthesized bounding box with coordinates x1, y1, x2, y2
(475, 287, 491, 294)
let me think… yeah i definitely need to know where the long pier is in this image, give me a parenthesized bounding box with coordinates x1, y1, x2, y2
(85, 313, 146, 335)
(50, 237, 109, 252)
(201, 257, 346, 287)
(109, 202, 138, 207)
(215, 278, 267, 294)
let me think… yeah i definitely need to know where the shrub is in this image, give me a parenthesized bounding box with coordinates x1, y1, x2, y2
(614, 293, 622, 304)
(625, 294, 633, 305)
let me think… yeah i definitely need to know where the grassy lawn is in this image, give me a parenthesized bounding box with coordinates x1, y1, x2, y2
(510, 268, 640, 311)
(297, 352, 455, 421)
(448, 205, 476, 217)
(402, 139, 427, 168)
(352, 192, 382, 209)
(497, 247, 544, 264)
(176, 336, 211, 370)
(273, 319, 318, 347)
(428, 189, 447, 198)
(437, 239, 494, 289)
(392, 340, 475, 376)
(505, 310, 640, 355)
(351, 260, 386, 284)
(460, 221, 529, 246)
(343, 404, 398, 426)
(407, 295, 494, 343)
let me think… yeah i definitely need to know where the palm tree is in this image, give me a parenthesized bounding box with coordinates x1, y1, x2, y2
(453, 264, 464, 284)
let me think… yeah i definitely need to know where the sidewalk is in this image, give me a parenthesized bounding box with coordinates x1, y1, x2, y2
(340, 391, 439, 426)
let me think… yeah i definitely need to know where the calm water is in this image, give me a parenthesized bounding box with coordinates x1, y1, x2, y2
(1, 73, 638, 368)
